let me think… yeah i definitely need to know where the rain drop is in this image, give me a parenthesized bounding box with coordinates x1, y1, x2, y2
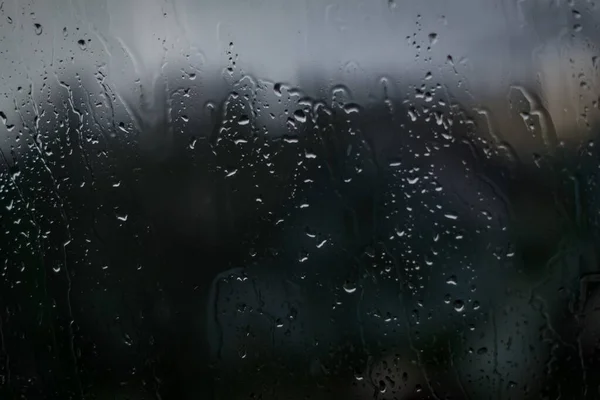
(343, 281, 357, 294)
(293, 110, 307, 123)
(238, 115, 250, 125)
(453, 299, 465, 312)
(428, 32, 438, 45)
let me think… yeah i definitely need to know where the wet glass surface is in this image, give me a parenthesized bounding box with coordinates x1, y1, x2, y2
(1, 0, 600, 398)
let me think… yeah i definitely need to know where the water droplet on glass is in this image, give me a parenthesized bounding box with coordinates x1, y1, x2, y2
(343, 281, 357, 294)
(408, 109, 417, 121)
(453, 299, 465, 312)
(446, 275, 457, 285)
(428, 33, 438, 45)
(293, 110, 307, 123)
(379, 380, 387, 393)
(343, 103, 360, 114)
(238, 348, 247, 359)
(238, 115, 250, 125)
(78, 39, 86, 50)
(34, 23, 42, 35)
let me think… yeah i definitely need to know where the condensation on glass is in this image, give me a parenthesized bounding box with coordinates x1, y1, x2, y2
(0, 0, 599, 398)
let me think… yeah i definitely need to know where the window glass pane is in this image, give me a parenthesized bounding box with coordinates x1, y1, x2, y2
(1, 0, 599, 398)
